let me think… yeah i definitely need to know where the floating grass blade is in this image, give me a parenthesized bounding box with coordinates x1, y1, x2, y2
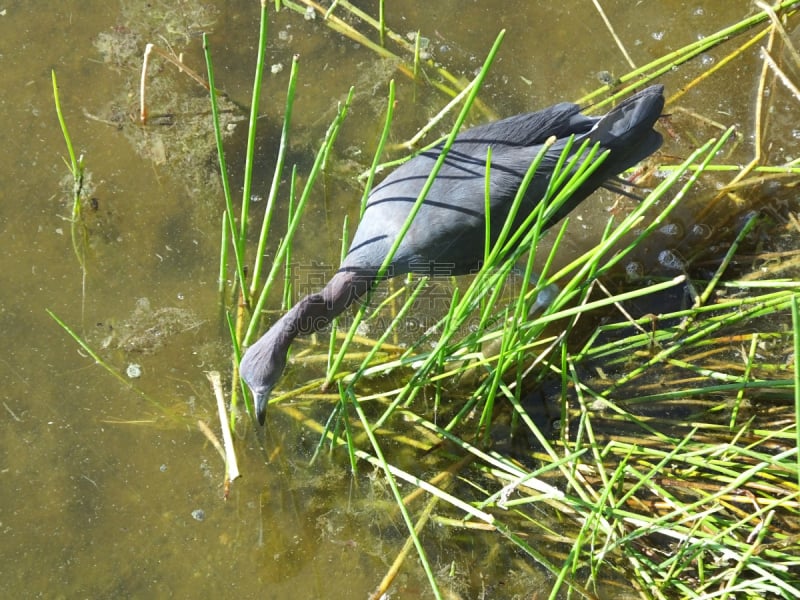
(51, 70, 88, 310)
(47, 309, 172, 419)
(51, 71, 80, 182)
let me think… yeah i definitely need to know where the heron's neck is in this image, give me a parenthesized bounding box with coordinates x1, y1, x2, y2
(274, 269, 374, 342)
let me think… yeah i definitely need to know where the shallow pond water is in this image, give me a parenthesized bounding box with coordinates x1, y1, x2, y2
(1, 1, 798, 597)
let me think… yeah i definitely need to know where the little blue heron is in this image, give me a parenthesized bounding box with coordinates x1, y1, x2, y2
(241, 85, 665, 424)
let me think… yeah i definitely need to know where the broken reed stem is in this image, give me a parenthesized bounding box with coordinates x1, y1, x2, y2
(207, 370, 241, 482)
(139, 42, 211, 124)
(140, 43, 153, 123)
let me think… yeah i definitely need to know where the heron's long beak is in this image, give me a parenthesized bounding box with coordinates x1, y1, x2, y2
(255, 390, 270, 426)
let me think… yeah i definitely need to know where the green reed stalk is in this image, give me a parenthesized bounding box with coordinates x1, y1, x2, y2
(203, 34, 245, 297)
(793, 294, 800, 489)
(244, 89, 354, 346)
(238, 0, 269, 250)
(218, 211, 228, 295)
(359, 79, 396, 218)
(251, 55, 300, 299)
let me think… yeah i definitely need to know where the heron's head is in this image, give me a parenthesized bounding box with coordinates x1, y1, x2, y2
(239, 336, 288, 425)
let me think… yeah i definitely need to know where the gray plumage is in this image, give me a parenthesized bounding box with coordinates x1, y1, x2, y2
(241, 85, 665, 424)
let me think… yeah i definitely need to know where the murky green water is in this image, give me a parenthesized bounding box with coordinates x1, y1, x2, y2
(1, 1, 797, 597)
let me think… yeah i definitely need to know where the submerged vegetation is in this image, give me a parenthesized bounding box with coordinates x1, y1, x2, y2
(51, 0, 800, 598)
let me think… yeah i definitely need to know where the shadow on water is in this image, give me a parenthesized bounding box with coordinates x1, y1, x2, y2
(2, 0, 798, 597)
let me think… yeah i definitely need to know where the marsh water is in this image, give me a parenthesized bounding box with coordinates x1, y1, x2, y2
(2, 1, 797, 597)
